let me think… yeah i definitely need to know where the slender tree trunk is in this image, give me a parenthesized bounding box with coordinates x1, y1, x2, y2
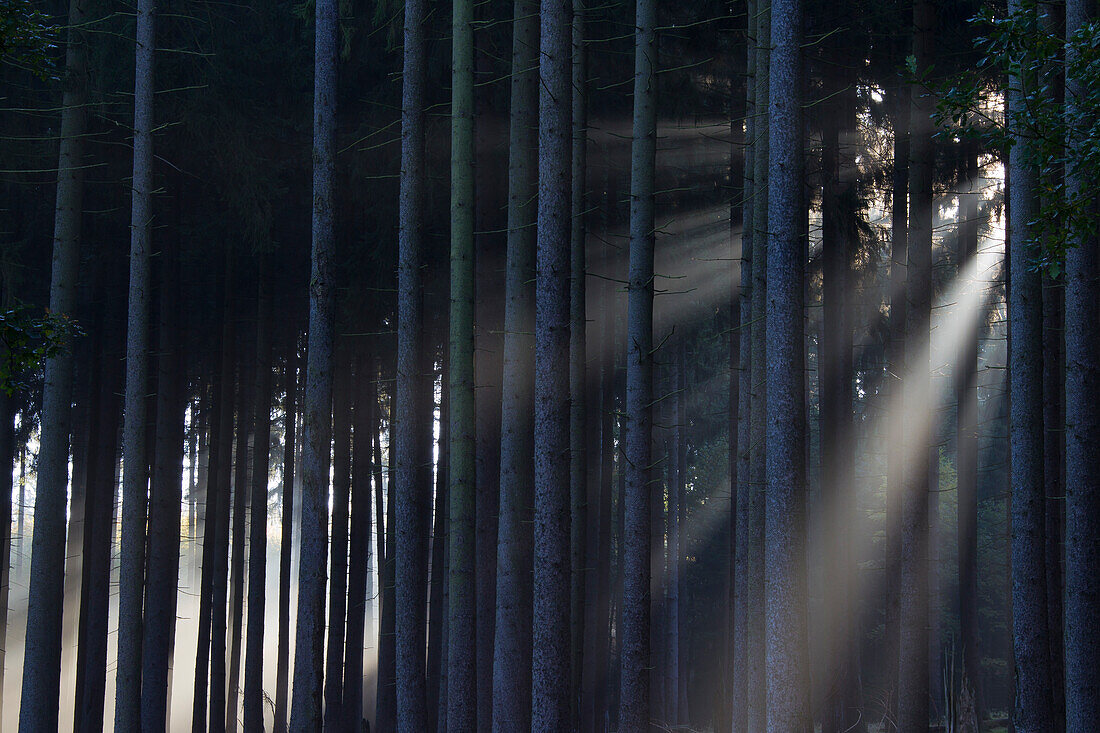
(898, 1, 934, 726)
(427, 359, 447, 732)
(764, 0, 810, 724)
(884, 80, 909, 728)
(141, 236, 185, 729)
(0, 392, 12, 726)
(957, 144, 983, 724)
(112, 0, 156, 725)
(244, 272, 274, 732)
(747, 2, 770, 727)
(193, 260, 235, 733)
(343, 355, 375, 731)
(532, 0, 574, 726)
(569, 3, 589, 727)
(732, 4, 755, 726)
(492, 1, 538, 728)
(1043, 272, 1065, 733)
(667, 343, 684, 724)
(324, 359, 354, 729)
(619, 0, 656, 727)
(1008, 3, 1055, 725)
(377, 386, 398, 731)
(75, 329, 123, 733)
(275, 335, 298, 733)
(19, 0, 88, 724)
(225, 349, 254, 733)
(1062, 0, 1099, 729)
(289, 0, 337, 724)
(447, 0, 477, 724)
(395, 0, 429, 726)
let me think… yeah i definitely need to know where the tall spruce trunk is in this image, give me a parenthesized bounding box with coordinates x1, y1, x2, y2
(343, 355, 375, 731)
(898, 1, 933, 726)
(275, 336, 298, 733)
(427, 365, 449, 733)
(225, 349, 254, 733)
(0, 392, 12, 725)
(531, 0, 574, 726)
(289, 0, 337, 722)
(569, 4, 589, 727)
(112, 0, 156, 725)
(619, 0, 656, 728)
(1008, 2, 1055, 726)
(884, 80, 909, 723)
(193, 261, 235, 733)
(957, 145, 983, 722)
(492, 1, 538, 728)
(731, 3, 755, 725)
(74, 326, 123, 733)
(747, 1, 770, 727)
(1062, 0, 1099, 729)
(244, 273, 274, 732)
(377, 387, 399, 731)
(447, 0, 477, 725)
(140, 239, 185, 728)
(764, 0, 810, 725)
(395, 0, 429, 726)
(324, 360, 354, 729)
(19, 0, 88, 725)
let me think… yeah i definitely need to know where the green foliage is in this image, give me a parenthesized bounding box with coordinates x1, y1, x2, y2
(0, 305, 82, 395)
(0, 0, 56, 79)
(935, 2, 1100, 272)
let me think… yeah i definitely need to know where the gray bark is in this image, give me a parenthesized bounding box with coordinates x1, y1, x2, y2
(764, 0, 810, 725)
(112, 0, 156, 725)
(898, 2, 934, 727)
(324, 360, 354, 729)
(395, 0, 429, 726)
(619, 0, 656, 728)
(1063, 0, 1099, 729)
(531, 0, 574, 727)
(244, 274, 274, 732)
(447, 0, 478, 724)
(289, 0, 337, 722)
(140, 241, 185, 729)
(18, 0, 88, 724)
(275, 337, 298, 733)
(492, 1, 538, 729)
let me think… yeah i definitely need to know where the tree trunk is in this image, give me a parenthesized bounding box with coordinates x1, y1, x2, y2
(732, 3, 755, 725)
(112, 0, 156, 725)
(141, 234, 185, 729)
(192, 259, 235, 733)
(19, 0, 88, 724)
(324, 358, 354, 729)
(289, 0, 337, 723)
(395, 0, 429, 725)
(225, 347, 254, 733)
(532, 0, 574, 726)
(1008, 2, 1056, 725)
(898, 1, 934, 726)
(447, 0, 477, 724)
(619, 0, 656, 727)
(1062, 0, 1099, 729)
(74, 327, 123, 733)
(376, 385, 398, 731)
(244, 271, 274, 732)
(492, 1, 538, 728)
(764, 0, 810, 724)
(427, 357, 448, 733)
(0, 392, 12, 726)
(343, 354, 375, 731)
(884, 79, 909, 727)
(569, 3, 589, 727)
(275, 333, 298, 733)
(957, 144, 983, 724)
